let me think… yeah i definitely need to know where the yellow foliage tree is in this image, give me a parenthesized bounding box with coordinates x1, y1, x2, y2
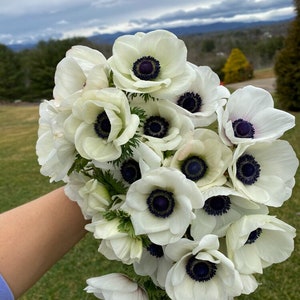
(222, 48, 253, 84)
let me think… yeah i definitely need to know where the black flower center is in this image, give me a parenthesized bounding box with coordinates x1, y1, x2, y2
(94, 111, 111, 139)
(147, 189, 175, 218)
(147, 243, 164, 258)
(181, 156, 207, 181)
(120, 159, 141, 184)
(186, 256, 217, 282)
(232, 119, 255, 138)
(236, 154, 261, 185)
(245, 228, 262, 244)
(132, 56, 160, 80)
(177, 92, 202, 113)
(144, 116, 169, 138)
(203, 195, 231, 216)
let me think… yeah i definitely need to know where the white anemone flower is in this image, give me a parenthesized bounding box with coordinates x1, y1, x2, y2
(108, 29, 195, 98)
(93, 142, 162, 187)
(169, 64, 229, 127)
(78, 178, 111, 216)
(86, 216, 143, 265)
(191, 186, 268, 240)
(65, 172, 92, 219)
(226, 214, 296, 274)
(228, 140, 299, 207)
(218, 85, 295, 146)
(131, 97, 194, 152)
(239, 274, 259, 295)
(133, 244, 173, 288)
(53, 45, 110, 101)
(36, 100, 75, 182)
(124, 167, 204, 245)
(85, 273, 148, 300)
(164, 235, 243, 300)
(64, 88, 140, 162)
(167, 129, 232, 190)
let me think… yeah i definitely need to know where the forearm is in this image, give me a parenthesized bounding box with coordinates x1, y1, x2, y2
(0, 187, 88, 299)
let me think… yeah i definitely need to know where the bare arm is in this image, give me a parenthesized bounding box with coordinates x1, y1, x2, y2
(0, 187, 88, 299)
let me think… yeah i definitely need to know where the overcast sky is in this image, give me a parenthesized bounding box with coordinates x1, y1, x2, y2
(0, 0, 296, 45)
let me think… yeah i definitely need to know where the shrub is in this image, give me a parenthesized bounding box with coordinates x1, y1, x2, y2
(222, 48, 253, 84)
(274, 1, 300, 111)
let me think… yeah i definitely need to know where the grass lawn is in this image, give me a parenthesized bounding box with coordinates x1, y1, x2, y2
(253, 68, 275, 79)
(0, 103, 299, 299)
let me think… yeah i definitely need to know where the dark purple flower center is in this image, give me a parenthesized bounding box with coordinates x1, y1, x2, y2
(147, 243, 164, 258)
(177, 92, 202, 113)
(132, 56, 160, 80)
(147, 189, 175, 218)
(144, 116, 169, 138)
(120, 159, 141, 184)
(232, 118, 255, 138)
(236, 154, 261, 185)
(186, 256, 217, 282)
(203, 195, 231, 216)
(245, 228, 262, 244)
(94, 111, 111, 139)
(181, 156, 207, 181)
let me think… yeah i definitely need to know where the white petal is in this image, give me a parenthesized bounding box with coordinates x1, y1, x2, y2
(251, 107, 295, 140)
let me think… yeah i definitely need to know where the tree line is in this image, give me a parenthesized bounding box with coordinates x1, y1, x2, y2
(0, 21, 291, 103)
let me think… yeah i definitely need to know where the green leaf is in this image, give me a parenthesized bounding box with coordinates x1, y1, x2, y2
(131, 106, 147, 126)
(108, 70, 115, 87)
(113, 134, 141, 166)
(102, 209, 136, 237)
(93, 168, 127, 196)
(68, 153, 91, 175)
(142, 278, 171, 300)
(141, 93, 158, 102)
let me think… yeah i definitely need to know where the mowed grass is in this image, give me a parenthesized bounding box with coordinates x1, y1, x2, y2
(0, 103, 299, 299)
(253, 67, 275, 79)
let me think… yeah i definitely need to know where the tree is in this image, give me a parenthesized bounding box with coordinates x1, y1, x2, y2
(274, 0, 300, 111)
(222, 48, 253, 84)
(201, 39, 215, 53)
(22, 37, 103, 101)
(0, 44, 23, 101)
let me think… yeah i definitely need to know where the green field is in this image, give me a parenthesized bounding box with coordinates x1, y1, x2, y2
(0, 103, 299, 299)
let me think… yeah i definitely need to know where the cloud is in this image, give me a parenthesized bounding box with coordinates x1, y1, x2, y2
(91, 0, 122, 7)
(56, 20, 69, 25)
(0, 0, 295, 45)
(133, 0, 295, 26)
(0, 0, 90, 16)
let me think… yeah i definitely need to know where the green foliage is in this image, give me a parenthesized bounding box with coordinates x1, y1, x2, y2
(275, 1, 300, 111)
(257, 36, 284, 61)
(0, 44, 23, 100)
(222, 48, 253, 84)
(93, 168, 127, 196)
(102, 209, 133, 237)
(183, 21, 289, 77)
(201, 39, 215, 53)
(112, 133, 141, 166)
(68, 153, 91, 175)
(141, 279, 170, 300)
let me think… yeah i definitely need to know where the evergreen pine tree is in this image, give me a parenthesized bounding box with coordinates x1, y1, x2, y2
(0, 44, 23, 101)
(274, 0, 300, 111)
(222, 48, 253, 84)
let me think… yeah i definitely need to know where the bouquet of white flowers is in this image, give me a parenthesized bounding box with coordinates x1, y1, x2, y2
(36, 29, 298, 300)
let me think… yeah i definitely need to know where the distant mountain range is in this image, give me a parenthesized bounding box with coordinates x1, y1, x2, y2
(89, 19, 292, 45)
(8, 18, 293, 52)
